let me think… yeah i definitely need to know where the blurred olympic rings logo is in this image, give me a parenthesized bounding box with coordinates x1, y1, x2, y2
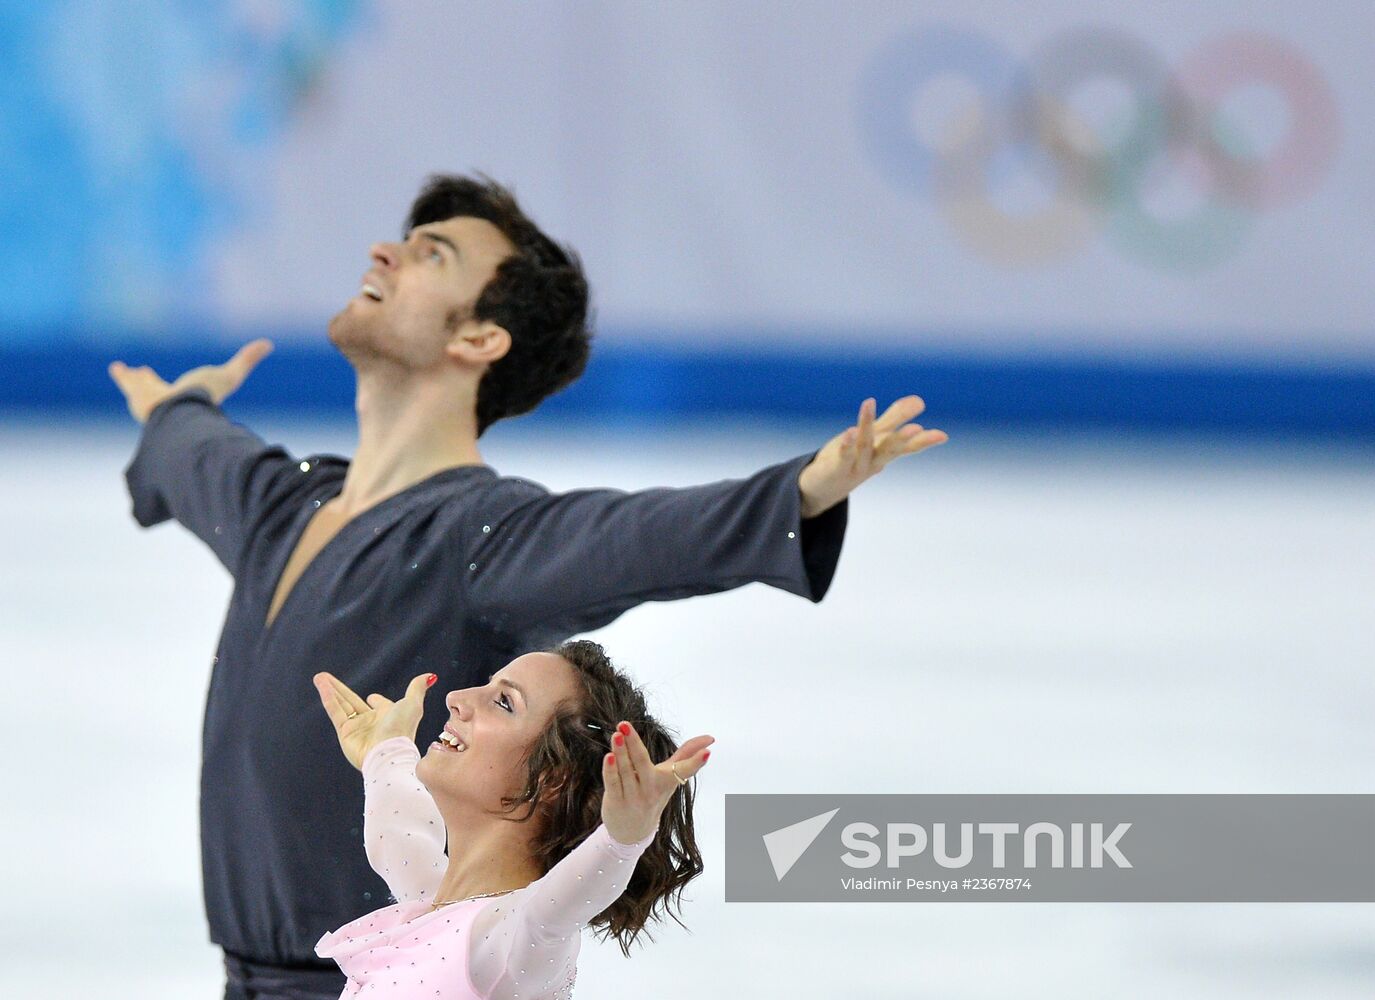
(858, 25, 1342, 272)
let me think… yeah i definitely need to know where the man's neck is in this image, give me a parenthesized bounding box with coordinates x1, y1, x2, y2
(337, 367, 485, 515)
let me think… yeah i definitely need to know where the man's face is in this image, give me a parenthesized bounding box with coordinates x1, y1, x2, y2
(328, 215, 516, 367)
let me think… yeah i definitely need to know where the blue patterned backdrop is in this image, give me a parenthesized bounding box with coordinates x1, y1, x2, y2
(3, 2, 1371, 434)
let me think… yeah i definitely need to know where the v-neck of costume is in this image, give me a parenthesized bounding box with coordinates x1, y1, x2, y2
(260, 461, 496, 638)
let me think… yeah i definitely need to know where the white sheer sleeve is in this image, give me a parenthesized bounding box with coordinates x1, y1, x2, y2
(361, 737, 448, 903)
(467, 823, 657, 999)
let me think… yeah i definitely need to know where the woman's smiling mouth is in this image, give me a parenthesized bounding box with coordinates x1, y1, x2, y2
(435, 727, 467, 752)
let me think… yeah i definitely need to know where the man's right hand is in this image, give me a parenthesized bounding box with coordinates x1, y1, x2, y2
(107, 338, 274, 423)
(314, 671, 437, 771)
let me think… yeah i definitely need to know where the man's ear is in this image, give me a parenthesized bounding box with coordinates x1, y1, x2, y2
(447, 320, 511, 367)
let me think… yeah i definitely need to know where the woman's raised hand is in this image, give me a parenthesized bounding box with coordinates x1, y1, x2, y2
(314, 671, 437, 771)
(601, 722, 713, 846)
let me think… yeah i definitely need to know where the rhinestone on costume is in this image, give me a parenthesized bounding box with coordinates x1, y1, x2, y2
(299, 461, 311, 472)
(468, 562, 477, 570)
(787, 530, 796, 539)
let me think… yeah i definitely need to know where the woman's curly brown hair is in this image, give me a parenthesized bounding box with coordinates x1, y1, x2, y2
(491, 639, 703, 956)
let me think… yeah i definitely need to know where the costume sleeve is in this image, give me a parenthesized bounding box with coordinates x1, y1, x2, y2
(121, 386, 305, 576)
(467, 823, 656, 1000)
(468, 451, 847, 639)
(361, 737, 448, 904)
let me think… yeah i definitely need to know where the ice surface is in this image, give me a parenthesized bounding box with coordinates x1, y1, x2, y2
(2, 416, 1372, 998)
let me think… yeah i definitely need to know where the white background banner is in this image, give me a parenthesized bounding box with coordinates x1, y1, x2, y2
(15, 2, 1372, 361)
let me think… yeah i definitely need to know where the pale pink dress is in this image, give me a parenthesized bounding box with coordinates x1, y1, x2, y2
(315, 738, 654, 999)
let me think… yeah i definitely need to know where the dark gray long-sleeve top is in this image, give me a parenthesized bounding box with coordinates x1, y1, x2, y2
(123, 387, 847, 969)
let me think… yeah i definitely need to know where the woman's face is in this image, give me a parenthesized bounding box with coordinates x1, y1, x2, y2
(416, 651, 583, 808)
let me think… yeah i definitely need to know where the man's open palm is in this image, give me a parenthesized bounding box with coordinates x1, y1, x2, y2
(108, 338, 274, 423)
(798, 395, 948, 518)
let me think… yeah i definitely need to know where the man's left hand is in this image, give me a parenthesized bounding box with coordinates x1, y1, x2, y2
(798, 396, 947, 518)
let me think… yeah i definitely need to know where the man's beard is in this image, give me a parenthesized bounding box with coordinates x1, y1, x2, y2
(326, 303, 453, 371)
(327, 304, 369, 357)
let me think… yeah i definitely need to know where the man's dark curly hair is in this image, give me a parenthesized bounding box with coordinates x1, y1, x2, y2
(493, 639, 704, 956)
(405, 173, 592, 436)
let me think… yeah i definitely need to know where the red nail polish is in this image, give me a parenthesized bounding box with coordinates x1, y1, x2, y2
(613, 733, 624, 747)
(606, 753, 616, 766)
(617, 721, 630, 735)
(426, 674, 437, 687)
(702, 750, 711, 762)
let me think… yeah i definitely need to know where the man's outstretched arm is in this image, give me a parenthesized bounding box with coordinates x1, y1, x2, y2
(108, 339, 304, 575)
(464, 394, 946, 640)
